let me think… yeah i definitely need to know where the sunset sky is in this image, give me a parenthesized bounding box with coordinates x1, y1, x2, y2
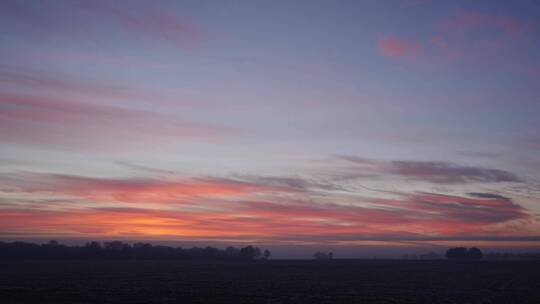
(1, 0, 540, 255)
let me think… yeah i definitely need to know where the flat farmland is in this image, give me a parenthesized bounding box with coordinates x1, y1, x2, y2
(1, 260, 539, 303)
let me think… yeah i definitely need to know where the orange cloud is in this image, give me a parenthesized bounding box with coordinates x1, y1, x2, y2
(0, 188, 529, 243)
(0, 170, 532, 243)
(0, 173, 297, 204)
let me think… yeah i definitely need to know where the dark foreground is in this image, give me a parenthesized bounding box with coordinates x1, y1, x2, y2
(1, 260, 540, 304)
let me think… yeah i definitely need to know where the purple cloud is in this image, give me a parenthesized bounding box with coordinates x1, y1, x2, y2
(338, 156, 521, 184)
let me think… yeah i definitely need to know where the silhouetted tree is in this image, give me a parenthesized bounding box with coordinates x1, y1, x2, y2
(240, 245, 261, 259)
(446, 247, 467, 259)
(468, 247, 483, 260)
(225, 246, 239, 257)
(263, 249, 271, 260)
(83, 241, 102, 259)
(103, 241, 131, 259)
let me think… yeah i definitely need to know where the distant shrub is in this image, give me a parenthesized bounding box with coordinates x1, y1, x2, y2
(314, 251, 333, 260)
(445, 247, 483, 260)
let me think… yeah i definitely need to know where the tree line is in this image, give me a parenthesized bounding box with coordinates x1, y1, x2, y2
(445, 247, 483, 260)
(0, 240, 271, 260)
(314, 251, 333, 260)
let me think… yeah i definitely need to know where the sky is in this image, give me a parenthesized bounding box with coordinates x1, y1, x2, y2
(1, 0, 540, 257)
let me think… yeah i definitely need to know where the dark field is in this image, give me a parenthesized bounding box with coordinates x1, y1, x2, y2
(1, 260, 540, 304)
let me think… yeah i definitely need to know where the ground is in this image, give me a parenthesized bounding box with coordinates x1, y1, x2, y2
(1, 260, 540, 303)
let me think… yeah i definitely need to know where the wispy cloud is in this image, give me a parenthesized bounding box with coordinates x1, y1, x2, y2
(0, 172, 298, 204)
(389, 161, 520, 184)
(440, 10, 535, 38)
(114, 161, 177, 176)
(0, 0, 208, 50)
(0, 65, 211, 109)
(0, 66, 140, 100)
(0, 93, 230, 150)
(400, 192, 525, 224)
(457, 151, 501, 159)
(338, 156, 521, 184)
(467, 192, 510, 200)
(377, 36, 424, 59)
(78, 1, 208, 50)
(232, 175, 341, 192)
(377, 9, 537, 74)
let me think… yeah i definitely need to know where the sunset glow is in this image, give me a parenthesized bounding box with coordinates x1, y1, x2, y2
(1, 0, 540, 251)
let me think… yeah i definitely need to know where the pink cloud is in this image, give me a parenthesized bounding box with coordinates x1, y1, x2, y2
(0, 66, 213, 110)
(0, 172, 304, 204)
(522, 135, 540, 151)
(75, 1, 208, 50)
(441, 11, 534, 38)
(8, 48, 167, 69)
(0, 67, 136, 100)
(377, 36, 424, 59)
(0, 93, 231, 151)
(400, 192, 525, 224)
(433, 11, 536, 64)
(379, 10, 536, 72)
(0, 1, 208, 51)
